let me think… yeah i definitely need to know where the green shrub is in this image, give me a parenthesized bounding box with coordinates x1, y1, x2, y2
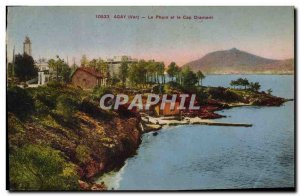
(79, 98, 113, 120)
(55, 95, 79, 121)
(7, 86, 34, 119)
(75, 144, 91, 164)
(163, 82, 182, 94)
(196, 88, 209, 104)
(46, 81, 64, 89)
(34, 99, 51, 115)
(92, 86, 112, 100)
(207, 87, 242, 103)
(8, 113, 25, 134)
(9, 144, 79, 190)
(34, 90, 58, 109)
(167, 81, 182, 90)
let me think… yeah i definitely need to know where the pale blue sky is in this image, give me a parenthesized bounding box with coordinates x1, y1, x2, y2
(7, 6, 294, 65)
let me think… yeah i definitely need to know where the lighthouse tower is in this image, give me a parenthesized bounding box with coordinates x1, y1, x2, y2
(23, 36, 32, 56)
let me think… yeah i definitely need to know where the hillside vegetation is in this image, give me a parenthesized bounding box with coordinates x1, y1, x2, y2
(8, 82, 142, 190)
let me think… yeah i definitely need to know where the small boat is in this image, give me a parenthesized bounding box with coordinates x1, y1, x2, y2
(152, 132, 158, 136)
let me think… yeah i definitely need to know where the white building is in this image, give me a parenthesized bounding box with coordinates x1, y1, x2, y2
(105, 56, 137, 77)
(36, 58, 51, 85)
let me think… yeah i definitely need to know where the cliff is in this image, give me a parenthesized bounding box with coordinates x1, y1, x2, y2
(8, 83, 142, 190)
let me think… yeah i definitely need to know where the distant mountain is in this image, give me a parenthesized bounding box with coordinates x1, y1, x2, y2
(183, 48, 294, 74)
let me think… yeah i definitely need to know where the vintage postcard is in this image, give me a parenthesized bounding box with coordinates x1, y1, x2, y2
(6, 6, 295, 191)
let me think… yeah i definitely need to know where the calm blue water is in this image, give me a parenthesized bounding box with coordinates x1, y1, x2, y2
(97, 75, 294, 190)
(204, 75, 294, 98)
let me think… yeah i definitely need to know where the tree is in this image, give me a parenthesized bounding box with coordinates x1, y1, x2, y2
(181, 66, 198, 89)
(80, 55, 89, 67)
(60, 63, 72, 82)
(119, 61, 129, 86)
(144, 60, 166, 84)
(241, 78, 250, 89)
(230, 78, 250, 89)
(174, 66, 181, 84)
(128, 60, 147, 87)
(48, 56, 71, 83)
(249, 82, 261, 92)
(267, 88, 273, 95)
(71, 62, 78, 74)
(196, 70, 205, 86)
(230, 80, 238, 89)
(98, 59, 109, 76)
(167, 62, 177, 81)
(14, 54, 38, 81)
(87, 59, 97, 69)
(108, 75, 120, 86)
(157, 62, 165, 84)
(145, 60, 155, 83)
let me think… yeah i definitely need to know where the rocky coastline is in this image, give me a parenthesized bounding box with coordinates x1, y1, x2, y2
(8, 84, 290, 191)
(90, 92, 289, 190)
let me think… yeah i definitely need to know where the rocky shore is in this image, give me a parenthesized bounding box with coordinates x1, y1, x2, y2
(8, 84, 290, 191)
(79, 90, 290, 190)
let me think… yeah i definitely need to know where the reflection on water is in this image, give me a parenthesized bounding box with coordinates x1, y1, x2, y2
(97, 75, 294, 190)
